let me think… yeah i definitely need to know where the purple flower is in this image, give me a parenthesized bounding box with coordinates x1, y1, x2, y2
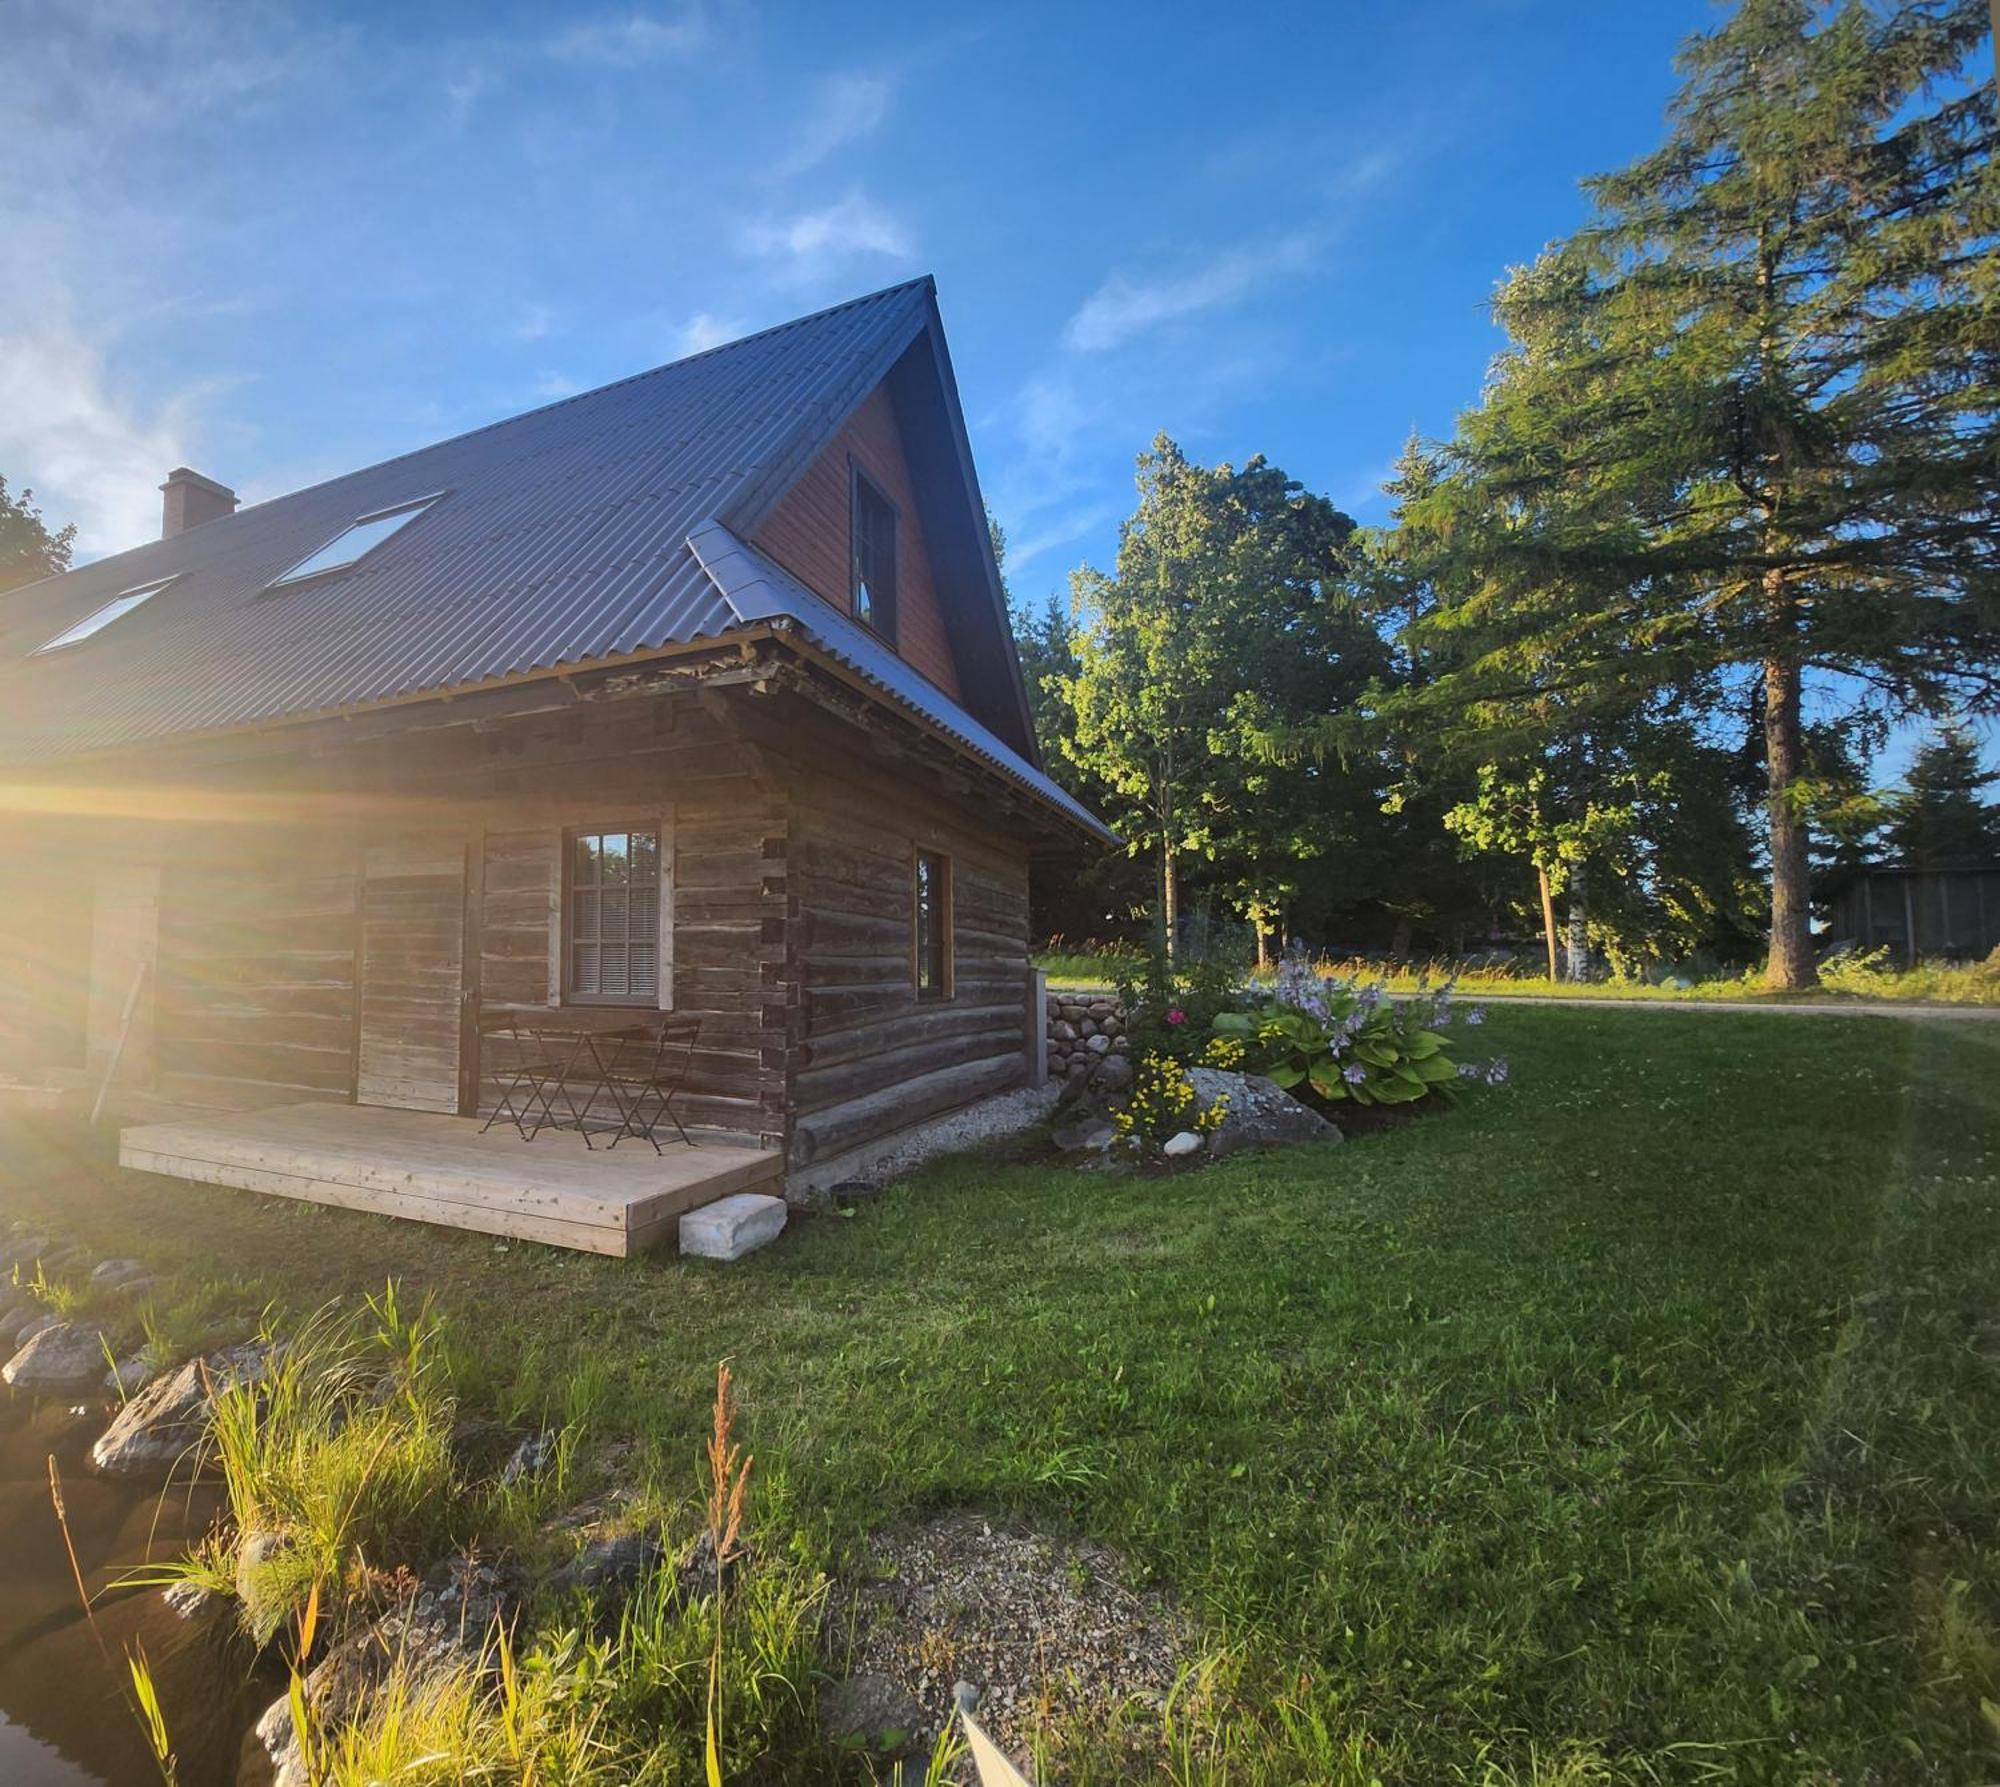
(1484, 1058, 1511, 1087)
(1458, 1062, 1480, 1079)
(1166, 1008, 1187, 1026)
(1342, 1063, 1366, 1085)
(1466, 1007, 1486, 1026)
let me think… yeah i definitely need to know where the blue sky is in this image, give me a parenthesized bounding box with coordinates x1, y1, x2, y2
(1, 0, 1981, 774)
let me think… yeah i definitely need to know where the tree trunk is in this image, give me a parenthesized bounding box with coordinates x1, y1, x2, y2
(1536, 863, 1559, 983)
(1763, 652, 1818, 989)
(1161, 839, 1179, 963)
(1565, 862, 1590, 983)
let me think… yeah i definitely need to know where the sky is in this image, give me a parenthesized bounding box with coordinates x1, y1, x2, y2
(0, 0, 1984, 775)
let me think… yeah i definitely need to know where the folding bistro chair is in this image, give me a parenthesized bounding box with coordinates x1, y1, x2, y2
(600, 1017, 702, 1152)
(480, 1020, 574, 1142)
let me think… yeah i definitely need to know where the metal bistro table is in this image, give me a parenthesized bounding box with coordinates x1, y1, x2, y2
(483, 1017, 701, 1152)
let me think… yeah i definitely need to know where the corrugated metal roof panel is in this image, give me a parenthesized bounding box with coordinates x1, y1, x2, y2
(686, 520, 1116, 844)
(0, 279, 935, 760)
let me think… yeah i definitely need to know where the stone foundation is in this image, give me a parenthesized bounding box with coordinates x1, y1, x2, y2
(1046, 992, 1132, 1090)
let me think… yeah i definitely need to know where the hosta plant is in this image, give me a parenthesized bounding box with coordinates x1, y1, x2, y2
(1210, 950, 1506, 1108)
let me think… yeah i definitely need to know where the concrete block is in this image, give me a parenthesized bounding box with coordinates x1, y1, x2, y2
(679, 1193, 787, 1261)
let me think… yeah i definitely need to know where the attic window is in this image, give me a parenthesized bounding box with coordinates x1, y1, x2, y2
(33, 577, 175, 654)
(268, 494, 440, 589)
(850, 467, 898, 642)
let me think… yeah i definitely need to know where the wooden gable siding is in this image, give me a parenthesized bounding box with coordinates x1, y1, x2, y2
(752, 384, 963, 700)
(780, 754, 1031, 1171)
(155, 829, 359, 1106)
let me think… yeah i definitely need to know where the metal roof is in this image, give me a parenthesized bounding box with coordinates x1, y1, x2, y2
(687, 520, 1117, 843)
(0, 279, 945, 763)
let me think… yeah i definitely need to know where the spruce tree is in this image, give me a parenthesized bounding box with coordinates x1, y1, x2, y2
(1371, 0, 1999, 987)
(1883, 725, 2000, 866)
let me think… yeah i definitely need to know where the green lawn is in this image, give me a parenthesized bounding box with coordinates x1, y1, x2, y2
(5, 1007, 1999, 1782)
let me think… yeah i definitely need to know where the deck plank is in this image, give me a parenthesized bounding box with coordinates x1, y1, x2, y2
(119, 1101, 783, 1256)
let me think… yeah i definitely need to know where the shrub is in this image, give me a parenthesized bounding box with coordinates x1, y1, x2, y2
(1112, 1052, 1229, 1158)
(1113, 931, 1254, 1065)
(1212, 949, 1507, 1108)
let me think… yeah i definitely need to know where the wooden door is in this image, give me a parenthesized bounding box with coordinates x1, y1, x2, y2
(357, 839, 465, 1113)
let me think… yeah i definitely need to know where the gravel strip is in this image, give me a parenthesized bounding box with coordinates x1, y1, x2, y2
(839, 1513, 1186, 1766)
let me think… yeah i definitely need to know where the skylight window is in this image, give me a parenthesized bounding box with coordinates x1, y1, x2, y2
(33, 578, 175, 654)
(268, 495, 440, 589)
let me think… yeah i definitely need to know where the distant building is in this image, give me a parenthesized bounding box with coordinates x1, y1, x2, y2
(1823, 865, 2000, 963)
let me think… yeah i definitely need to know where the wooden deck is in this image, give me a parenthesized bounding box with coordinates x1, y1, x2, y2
(119, 1101, 784, 1256)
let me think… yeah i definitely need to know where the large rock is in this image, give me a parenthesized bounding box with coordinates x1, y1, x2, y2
(3, 1320, 113, 1393)
(822, 1672, 924, 1758)
(89, 1257, 150, 1289)
(1190, 1069, 1340, 1157)
(0, 1233, 52, 1274)
(548, 1531, 664, 1600)
(247, 1558, 515, 1787)
(679, 1193, 787, 1262)
(91, 1342, 267, 1480)
(1052, 1117, 1116, 1153)
(11, 1308, 60, 1348)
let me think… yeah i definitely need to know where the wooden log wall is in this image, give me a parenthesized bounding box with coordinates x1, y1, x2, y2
(452, 695, 792, 1145)
(781, 755, 1032, 1171)
(0, 819, 94, 1075)
(154, 827, 359, 1107)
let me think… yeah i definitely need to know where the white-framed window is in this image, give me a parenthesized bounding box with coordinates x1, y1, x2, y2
(33, 577, 175, 654)
(563, 826, 664, 1006)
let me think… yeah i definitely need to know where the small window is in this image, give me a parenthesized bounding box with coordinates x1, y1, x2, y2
(566, 827, 662, 1005)
(914, 850, 951, 1002)
(34, 577, 174, 653)
(850, 468, 898, 642)
(268, 495, 440, 589)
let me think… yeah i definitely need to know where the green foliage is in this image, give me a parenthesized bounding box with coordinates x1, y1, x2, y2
(1344, 0, 2000, 989)
(209, 1293, 463, 1643)
(1111, 928, 1251, 1064)
(1111, 1052, 1228, 1156)
(1883, 725, 2000, 871)
(1212, 954, 1497, 1106)
(1058, 436, 1384, 948)
(0, 474, 74, 595)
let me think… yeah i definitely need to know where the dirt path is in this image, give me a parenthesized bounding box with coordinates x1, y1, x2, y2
(1461, 994, 2000, 1021)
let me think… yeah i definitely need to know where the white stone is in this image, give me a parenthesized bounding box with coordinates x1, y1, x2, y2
(1161, 1131, 1204, 1158)
(679, 1193, 788, 1261)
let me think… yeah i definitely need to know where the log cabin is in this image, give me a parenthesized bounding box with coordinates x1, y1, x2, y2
(0, 278, 1110, 1250)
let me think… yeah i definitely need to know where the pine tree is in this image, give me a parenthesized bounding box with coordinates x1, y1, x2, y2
(1883, 725, 2000, 867)
(1365, 0, 1999, 987)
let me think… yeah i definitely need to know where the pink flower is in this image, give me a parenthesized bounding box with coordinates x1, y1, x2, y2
(1166, 1008, 1187, 1026)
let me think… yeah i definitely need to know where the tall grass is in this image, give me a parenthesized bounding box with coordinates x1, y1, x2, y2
(211, 1288, 461, 1643)
(1035, 942, 2000, 1003)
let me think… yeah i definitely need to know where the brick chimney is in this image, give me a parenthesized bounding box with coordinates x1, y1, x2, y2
(160, 466, 237, 539)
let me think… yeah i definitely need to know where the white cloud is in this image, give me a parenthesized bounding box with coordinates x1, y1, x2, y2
(674, 312, 749, 356)
(770, 72, 894, 177)
(0, 308, 193, 559)
(546, 7, 707, 67)
(740, 193, 916, 286)
(512, 303, 556, 342)
(1064, 231, 1317, 353)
